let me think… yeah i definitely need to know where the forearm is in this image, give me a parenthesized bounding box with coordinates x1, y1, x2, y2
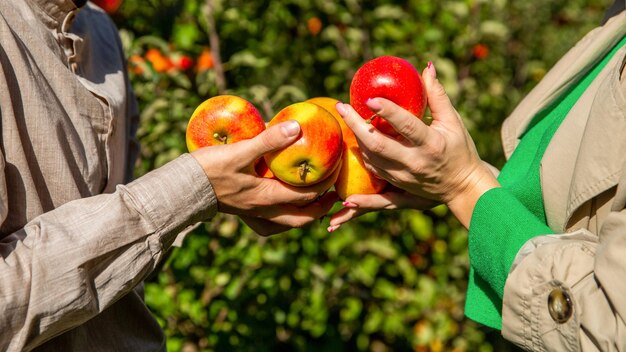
(0, 154, 217, 350)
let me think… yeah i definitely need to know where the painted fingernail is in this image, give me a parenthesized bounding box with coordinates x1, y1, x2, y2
(327, 224, 341, 233)
(366, 98, 383, 112)
(335, 102, 347, 116)
(427, 61, 436, 79)
(342, 201, 358, 208)
(281, 120, 300, 137)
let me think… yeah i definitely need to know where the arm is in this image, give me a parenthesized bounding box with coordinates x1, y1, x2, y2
(0, 153, 216, 351)
(0, 121, 337, 350)
(336, 59, 626, 349)
(465, 187, 554, 329)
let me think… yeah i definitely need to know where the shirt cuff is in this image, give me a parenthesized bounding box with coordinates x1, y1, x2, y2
(124, 153, 218, 247)
(465, 187, 553, 328)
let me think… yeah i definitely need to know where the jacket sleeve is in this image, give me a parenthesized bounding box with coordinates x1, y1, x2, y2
(0, 153, 217, 351)
(501, 207, 626, 351)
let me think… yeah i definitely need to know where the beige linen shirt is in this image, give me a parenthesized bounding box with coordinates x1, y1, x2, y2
(0, 0, 217, 351)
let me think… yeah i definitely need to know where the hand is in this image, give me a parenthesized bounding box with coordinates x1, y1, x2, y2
(191, 121, 339, 235)
(335, 62, 500, 228)
(327, 185, 439, 232)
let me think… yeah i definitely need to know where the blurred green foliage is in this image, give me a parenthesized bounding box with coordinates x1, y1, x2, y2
(111, 0, 609, 350)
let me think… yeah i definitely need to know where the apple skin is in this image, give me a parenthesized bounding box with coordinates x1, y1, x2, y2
(264, 102, 343, 187)
(254, 158, 275, 178)
(92, 0, 123, 14)
(349, 56, 426, 137)
(186, 95, 266, 152)
(307, 97, 387, 200)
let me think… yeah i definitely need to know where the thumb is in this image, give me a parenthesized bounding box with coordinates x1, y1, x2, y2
(422, 62, 459, 124)
(249, 120, 301, 157)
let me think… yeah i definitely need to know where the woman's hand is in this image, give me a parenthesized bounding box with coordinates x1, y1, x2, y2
(191, 120, 338, 235)
(335, 62, 500, 228)
(328, 185, 439, 232)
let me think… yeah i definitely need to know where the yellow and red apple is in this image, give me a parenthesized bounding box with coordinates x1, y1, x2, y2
(350, 56, 426, 137)
(307, 97, 387, 200)
(264, 102, 343, 187)
(186, 95, 266, 152)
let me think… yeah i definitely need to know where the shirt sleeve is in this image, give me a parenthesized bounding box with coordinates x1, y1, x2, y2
(0, 153, 217, 351)
(465, 187, 554, 329)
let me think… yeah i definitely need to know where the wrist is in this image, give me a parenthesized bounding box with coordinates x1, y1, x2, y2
(446, 163, 500, 229)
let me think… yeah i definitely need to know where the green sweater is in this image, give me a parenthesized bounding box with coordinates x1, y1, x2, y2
(465, 35, 626, 330)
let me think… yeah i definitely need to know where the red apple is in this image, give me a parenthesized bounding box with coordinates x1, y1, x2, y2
(92, 0, 123, 14)
(307, 97, 387, 200)
(349, 56, 426, 136)
(264, 102, 343, 187)
(186, 95, 266, 152)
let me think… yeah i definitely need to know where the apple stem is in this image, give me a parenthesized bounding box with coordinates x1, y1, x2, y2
(365, 114, 378, 124)
(298, 162, 310, 182)
(213, 132, 228, 144)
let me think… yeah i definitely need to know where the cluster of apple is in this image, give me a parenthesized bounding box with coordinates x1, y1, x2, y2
(185, 56, 426, 200)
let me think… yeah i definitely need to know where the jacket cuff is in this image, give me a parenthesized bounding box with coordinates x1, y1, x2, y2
(501, 231, 597, 351)
(124, 153, 218, 247)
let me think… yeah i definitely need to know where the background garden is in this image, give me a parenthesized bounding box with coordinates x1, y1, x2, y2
(103, 0, 611, 350)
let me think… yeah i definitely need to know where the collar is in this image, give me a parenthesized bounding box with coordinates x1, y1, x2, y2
(25, 0, 82, 31)
(602, 0, 626, 23)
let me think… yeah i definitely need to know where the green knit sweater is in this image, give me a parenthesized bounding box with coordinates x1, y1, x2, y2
(464, 35, 626, 330)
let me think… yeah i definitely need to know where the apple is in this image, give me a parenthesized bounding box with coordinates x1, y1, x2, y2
(307, 97, 387, 199)
(145, 48, 173, 73)
(349, 56, 426, 136)
(186, 95, 266, 152)
(264, 102, 343, 187)
(92, 0, 123, 14)
(254, 158, 275, 179)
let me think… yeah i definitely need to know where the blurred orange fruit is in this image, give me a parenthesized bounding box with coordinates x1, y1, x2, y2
(145, 48, 173, 73)
(307, 17, 322, 36)
(196, 48, 214, 72)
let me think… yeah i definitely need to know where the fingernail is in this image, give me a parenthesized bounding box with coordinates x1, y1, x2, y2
(342, 201, 358, 208)
(327, 224, 340, 233)
(427, 61, 436, 79)
(365, 98, 383, 112)
(335, 102, 347, 116)
(281, 120, 300, 137)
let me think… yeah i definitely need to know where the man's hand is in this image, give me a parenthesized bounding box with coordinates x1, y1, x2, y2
(191, 120, 338, 235)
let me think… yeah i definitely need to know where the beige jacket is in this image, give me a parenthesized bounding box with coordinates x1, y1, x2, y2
(500, 5, 626, 351)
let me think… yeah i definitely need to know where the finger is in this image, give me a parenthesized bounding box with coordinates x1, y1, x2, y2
(365, 97, 430, 145)
(421, 62, 460, 125)
(327, 207, 365, 230)
(239, 215, 291, 237)
(242, 120, 302, 158)
(335, 101, 381, 142)
(335, 102, 405, 160)
(328, 193, 403, 230)
(257, 191, 338, 228)
(345, 192, 438, 210)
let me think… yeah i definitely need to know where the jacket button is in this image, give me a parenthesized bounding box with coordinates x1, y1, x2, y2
(548, 288, 573, 323)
